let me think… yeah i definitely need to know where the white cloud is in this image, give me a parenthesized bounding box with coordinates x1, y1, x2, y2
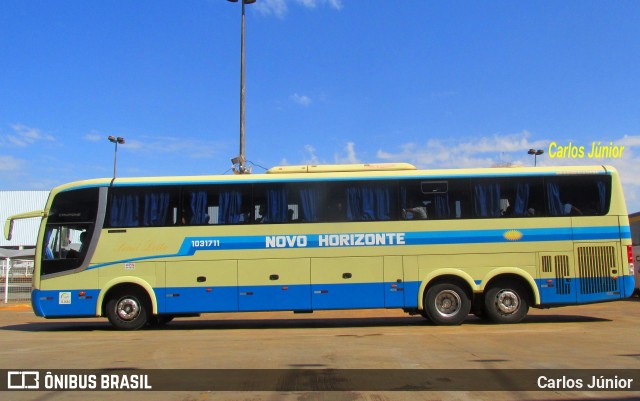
(0, 155, 26, 171)
(118, 135, 221, 160)
(254, 0, 288, 18)
(375, 131, 640, 212)
(290, 93, 312, 107)
(334, 141, 360, 164)
(303, 144, 320, 164)
(295, 0, 343, 10)
(84, 131, 103, 142)
(5, 124, 55, 147)
(254, 0, 342, 18)
(376, 131, 550, 169)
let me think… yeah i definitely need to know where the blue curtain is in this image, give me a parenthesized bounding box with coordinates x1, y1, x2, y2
(267, 188, 288, 223)
(218, 190, 242, 224)
(110, 193, 140, 227)
(190, 191, 208, 224)
(346, 187, 364, 221)
(546, 181, 564, 216)
(374, 188, 390, 220)
(299, 187, 320, 222)
(474, 183, 501, 218)
(512, 183, 530, 216)
(400, 186, 407, 209)
(143, 192, 170, 226)
(346, 186, 391, 221)
(597, 181, 606, 214)
(434, 194, 450, 218)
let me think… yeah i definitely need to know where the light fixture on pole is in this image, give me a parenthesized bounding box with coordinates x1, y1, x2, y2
(527, 148, 544, 166)
(108, 136, 125, 179)
(228, 0, 256, 174)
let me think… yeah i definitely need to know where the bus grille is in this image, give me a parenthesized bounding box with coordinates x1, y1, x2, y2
(555, 255, 570, 295)
(541, 255, 552, 273)
(576, 246, 617, 294)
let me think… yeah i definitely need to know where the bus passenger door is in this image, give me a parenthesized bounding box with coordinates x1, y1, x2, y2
(384, 256, 405, 307)
(311, 257, 385, 309)
(238, 258, 311, 311)
(538, 252, 577, 305)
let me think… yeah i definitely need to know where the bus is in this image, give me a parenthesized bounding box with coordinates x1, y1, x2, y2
(630, 212, 640, 295)
(4, 163, 635, 330)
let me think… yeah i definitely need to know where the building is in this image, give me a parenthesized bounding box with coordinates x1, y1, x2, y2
(0, 191, 49, 249)
(1, 191, 49, 302)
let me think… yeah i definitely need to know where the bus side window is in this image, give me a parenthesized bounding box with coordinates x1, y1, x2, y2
(545, 176, 611, 217)
(216, 185, 252, 224)
(340, 181, 395, 222)
(108, 186, 179, 227)
(181, 189, 211, 225)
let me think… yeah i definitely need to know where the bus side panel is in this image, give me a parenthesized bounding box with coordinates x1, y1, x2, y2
(238, 258, 311, 311)
(572, 216, 626, 303)
(33, 269, 100, 317)
(402, 256, 420, 308)
(383, 256, 404, 307)
(535, 251, 577, 305)
(311, 257, 384, 309)
(165, 260, 238, 313)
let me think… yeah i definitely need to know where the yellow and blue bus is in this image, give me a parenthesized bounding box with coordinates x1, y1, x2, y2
(4, 163, 636, 329)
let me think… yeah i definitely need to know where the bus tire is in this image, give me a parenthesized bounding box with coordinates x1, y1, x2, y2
(424, 283, 471, 326)
(106, 290, 150, 330)
(484, 281, 529, 324)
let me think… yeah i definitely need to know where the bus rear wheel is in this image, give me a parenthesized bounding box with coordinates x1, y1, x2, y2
(484, 281, 529, 324)
(424, 283, 471, 326)
(106, 290, 150, 330)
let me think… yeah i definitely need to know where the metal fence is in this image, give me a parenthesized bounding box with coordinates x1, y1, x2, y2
(1, 258, 33, 303)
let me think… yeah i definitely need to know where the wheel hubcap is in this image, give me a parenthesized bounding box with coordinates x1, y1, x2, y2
(434, 290, 462, 317)
(495, 290, 519, 314)
(116, 298, 140, 321)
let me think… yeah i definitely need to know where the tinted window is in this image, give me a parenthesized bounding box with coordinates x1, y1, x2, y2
(42, 188, 100, 275)
(48, 188, 99, 223)
(106, 186, 179, 227)
(402, 179, 470, 220)
(544, 175, 611, 216)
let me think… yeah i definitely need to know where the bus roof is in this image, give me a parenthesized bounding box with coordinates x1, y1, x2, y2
(266, 163, 417, 174)
(52, 164, 616, 192)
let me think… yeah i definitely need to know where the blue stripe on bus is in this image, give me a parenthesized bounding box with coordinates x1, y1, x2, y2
(86, 225, 629, 270)
(32, 276, 633, 318)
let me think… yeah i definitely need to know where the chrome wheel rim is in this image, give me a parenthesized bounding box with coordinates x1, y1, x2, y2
(434, 290, 462, 317)
(116, 297, 140, 321)
(495, 290, 520, 314)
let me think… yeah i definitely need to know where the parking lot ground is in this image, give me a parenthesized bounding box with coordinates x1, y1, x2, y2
(1, 297, 639, 401)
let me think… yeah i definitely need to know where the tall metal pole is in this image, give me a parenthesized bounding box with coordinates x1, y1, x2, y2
(108, 136, 125, 179)
(239, 0, 247, 173)
(113, 141, 118, 178)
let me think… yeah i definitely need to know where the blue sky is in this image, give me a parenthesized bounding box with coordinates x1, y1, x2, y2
(1, 1, 640, 211)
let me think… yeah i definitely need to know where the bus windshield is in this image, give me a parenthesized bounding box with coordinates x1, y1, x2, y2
(40, 187, 99, 276)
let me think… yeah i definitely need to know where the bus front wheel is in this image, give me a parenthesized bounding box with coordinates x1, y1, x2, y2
(484, 282, 529, 324)
(424, 283, 471, 326)
(106, 290, 150, 330)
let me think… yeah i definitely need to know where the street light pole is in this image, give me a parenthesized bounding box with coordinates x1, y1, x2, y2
(228, 0, 256, 174)
(108, 136, 125, 179)
(527, 149, 544, 167)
